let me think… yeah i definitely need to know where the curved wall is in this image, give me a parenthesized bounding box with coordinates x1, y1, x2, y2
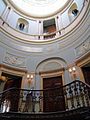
(0, 0, 90, 90)
(0, 0, 88, 43)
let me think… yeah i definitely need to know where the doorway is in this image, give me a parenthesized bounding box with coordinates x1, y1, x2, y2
(81, 64, 90, 85)
(43, 76, 65, 112)
(2, 73, 22, 90)
(1, 72, 22, 112)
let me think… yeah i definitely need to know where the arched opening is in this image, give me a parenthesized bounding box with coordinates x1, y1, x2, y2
(35, 57, 67, 112)
(68, 3, 79, 22)
(16, 18, 29, 32)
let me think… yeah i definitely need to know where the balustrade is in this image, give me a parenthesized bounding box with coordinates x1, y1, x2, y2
(0, 80, 90, 113)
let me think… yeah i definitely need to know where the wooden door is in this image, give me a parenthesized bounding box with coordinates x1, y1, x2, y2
(2, 73, 22, 112)
(43, 76, 65, 112)
(82, 67, 90, 85)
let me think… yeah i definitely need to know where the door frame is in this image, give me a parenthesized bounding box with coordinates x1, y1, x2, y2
(39, 68, 65, 112)
(39, 68, 65, 90)
(76, 52, 90, 82)
(0, 64, 27, 90)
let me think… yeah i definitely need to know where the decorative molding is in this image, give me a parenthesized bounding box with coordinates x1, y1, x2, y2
(39, 68, 65, 76)
(3, 52, 26, 68)
(39, 68, 65, 78)
(75, 36, 90, 58)
(75, 52, 90, 67)
(0, 64, 27, 73)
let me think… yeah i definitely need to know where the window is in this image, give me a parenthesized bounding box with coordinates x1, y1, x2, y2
(19, 23, 25, 30)
(16, 18, 29, 32)
(68, 3, 79, 22)
(72, 9, 79, 16)
(43, 19, 56, 34)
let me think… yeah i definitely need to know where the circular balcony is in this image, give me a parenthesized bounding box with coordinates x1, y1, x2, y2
(0, 0, 89, 44)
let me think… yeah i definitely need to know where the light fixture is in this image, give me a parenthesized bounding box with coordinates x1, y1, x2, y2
(68, 66, 77, 80)
(69, 67, 76, 73)
(69, 68, 72, 73)
(30, 74, 34, 79)
(27, 74, 34, 85)
(72, 67, 76, 72)
(27, 74, 30, 79)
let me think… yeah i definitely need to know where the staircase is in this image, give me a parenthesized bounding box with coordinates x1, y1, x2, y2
(0, 80, 90, 120)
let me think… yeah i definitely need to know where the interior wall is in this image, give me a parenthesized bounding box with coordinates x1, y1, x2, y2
(34, 57, 70, 89)
(0, 0, 89, 90)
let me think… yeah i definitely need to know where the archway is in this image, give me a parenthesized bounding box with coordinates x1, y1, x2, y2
(35, 57, 67, 112)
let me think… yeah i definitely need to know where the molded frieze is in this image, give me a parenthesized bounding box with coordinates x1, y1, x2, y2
(3, 52, 26, 68)
(75, 36, 90, 58)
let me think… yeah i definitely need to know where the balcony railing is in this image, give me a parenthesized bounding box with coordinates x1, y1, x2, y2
(0, 80, 90, 113)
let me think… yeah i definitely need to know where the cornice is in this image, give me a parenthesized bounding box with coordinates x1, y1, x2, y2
(75, 52, 90, 67)
(0, 64, 27, 74)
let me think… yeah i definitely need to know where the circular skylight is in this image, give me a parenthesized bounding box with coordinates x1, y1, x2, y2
(10, 0, 69, 17)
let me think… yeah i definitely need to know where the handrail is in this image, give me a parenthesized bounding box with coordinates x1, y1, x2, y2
(0, 80, 89, 93)
(80, 80, 90, 88)
(0, 87, 17, 94)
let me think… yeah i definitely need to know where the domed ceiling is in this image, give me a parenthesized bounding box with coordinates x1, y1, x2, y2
(10, 0, 69, 17)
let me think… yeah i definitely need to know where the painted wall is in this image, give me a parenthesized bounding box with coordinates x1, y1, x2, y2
(0, 0, 85, 35)
(0, 0, 6, 16)
(0, 0, 89, 90)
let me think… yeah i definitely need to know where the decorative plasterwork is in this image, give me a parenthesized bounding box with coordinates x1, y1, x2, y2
(39, 68, 65, 77)
(75, 52, 90, 67)
(75, 36, 90, 58)
(35, 57, 67, 73)
(3, 52, 26, 68)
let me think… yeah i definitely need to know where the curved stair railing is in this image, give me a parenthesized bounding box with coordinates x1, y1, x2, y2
(0, 80, 90, 113)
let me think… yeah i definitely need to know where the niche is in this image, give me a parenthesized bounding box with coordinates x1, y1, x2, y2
(72, 9, 79, 16)
(68, 3, 79, 22)
(16, 18, 29, 32)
